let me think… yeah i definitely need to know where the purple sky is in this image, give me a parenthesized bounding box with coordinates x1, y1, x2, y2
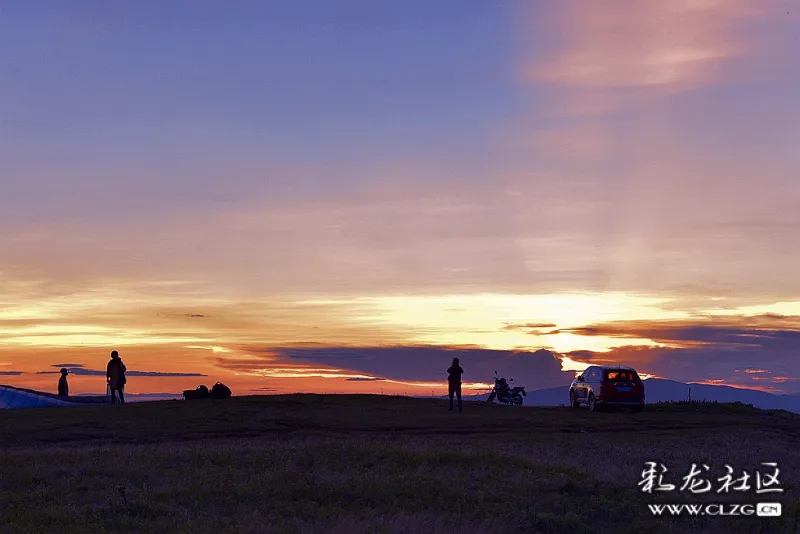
(2, 1, 800, 395)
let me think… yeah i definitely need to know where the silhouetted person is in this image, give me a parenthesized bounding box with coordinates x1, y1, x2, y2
(447, 357, 463, 412)
(106, 350, 127, 405)
(58, 368, 69, 397)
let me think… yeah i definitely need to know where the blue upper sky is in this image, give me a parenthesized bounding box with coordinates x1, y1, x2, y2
(2, 1, 536, 220)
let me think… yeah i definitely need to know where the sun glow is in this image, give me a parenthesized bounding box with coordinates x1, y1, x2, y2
(306, 292, 688, 353)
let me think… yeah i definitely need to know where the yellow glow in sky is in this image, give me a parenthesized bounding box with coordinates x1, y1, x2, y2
(307, 292, 688, 353)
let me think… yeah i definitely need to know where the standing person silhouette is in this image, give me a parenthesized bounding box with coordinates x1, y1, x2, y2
(57, 368, 69, 397)
(106, 350, 127, 405)
(447, 357, 464, 412)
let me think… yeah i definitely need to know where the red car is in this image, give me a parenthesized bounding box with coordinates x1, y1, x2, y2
(569, 365, 645, 412)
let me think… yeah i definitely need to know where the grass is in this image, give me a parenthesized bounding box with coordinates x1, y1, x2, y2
(0, 395, 798, 533)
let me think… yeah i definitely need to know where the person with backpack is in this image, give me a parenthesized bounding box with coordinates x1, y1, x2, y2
(447, 357, 464, 412)
(106, 350, 127, 404)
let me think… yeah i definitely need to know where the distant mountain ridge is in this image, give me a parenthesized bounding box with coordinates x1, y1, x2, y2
(435, 379, 800, 413)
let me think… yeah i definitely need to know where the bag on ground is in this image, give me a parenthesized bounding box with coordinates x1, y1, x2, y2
(210, 382, 232, 399)
(183, 384, 210, 400)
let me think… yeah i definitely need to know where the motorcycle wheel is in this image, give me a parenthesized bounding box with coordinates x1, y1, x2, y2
(511, 394, 523, 406)
(487, 392, 496, 402)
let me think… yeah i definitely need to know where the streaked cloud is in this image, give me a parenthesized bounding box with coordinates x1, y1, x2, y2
(522, 0, 761, 97)
(550, 313, 800, 348)
(346, 377, 386, 382)
(559, 315, 800, 393)
(36, 368, 206, 377)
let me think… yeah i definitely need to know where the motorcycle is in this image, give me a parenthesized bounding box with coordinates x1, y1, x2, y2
(487, 371, 527, 405)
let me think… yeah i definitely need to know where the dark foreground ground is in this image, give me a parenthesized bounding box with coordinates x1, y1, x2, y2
(0, 395, 798, 533)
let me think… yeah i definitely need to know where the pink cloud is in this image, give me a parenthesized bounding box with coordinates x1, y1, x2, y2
(523, 0, 760, 94)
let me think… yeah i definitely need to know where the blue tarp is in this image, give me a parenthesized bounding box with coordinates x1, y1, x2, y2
(0, 385, 109, 409)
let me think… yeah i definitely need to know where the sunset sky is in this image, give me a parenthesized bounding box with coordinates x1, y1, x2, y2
(2, 1, 799, 397)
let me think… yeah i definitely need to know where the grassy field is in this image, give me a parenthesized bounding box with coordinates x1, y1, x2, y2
(0, 395, 798, 533)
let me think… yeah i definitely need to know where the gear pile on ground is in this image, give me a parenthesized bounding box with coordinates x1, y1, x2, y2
(182, 382, 232, 400)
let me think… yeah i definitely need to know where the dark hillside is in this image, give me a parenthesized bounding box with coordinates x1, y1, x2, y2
(0, 395, 797, 533)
